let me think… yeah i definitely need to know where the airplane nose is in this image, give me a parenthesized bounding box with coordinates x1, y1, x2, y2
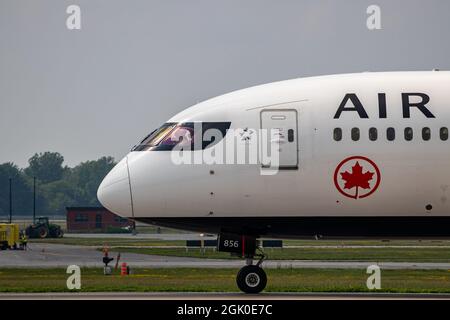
(97, 157, 133, 217)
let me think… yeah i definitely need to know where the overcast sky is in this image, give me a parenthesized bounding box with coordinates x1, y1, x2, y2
(1, 0, 450, 167)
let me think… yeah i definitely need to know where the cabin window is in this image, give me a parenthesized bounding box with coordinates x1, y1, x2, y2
(369, 127, 378, 141)
(422, 127, 431, 141)
(440, 127, 448, 141)
(386, 127, 395, 141)
(404, 127, 413, 141)
(351, 128, 360, 141)
(132, 122, 231, 151)
(333, 128, 342, 141)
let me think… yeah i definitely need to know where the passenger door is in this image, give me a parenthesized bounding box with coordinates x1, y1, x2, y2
(260, 109, 298, 169)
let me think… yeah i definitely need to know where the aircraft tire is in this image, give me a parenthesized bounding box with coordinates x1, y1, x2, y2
(236, 265, 267, 294)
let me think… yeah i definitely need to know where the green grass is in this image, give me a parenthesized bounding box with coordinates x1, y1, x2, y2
(283, 239, 450, 246)
(1, 268, 450, 293)
(30, 237, 450, 248)
(134, 226, 191, 234)
(109, 247, 450, 262)
(30, 237, 186, 247)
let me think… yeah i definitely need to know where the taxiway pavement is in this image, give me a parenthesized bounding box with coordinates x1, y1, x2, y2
(1, 243, 450, 269)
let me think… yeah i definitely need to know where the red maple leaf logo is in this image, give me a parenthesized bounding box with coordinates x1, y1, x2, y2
(340, 161, 374, 199)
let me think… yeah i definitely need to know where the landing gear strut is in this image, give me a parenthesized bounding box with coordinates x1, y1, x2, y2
(217, 233, 267, 294)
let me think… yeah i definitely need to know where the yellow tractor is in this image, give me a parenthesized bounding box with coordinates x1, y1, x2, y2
(0, 223, 20, 250)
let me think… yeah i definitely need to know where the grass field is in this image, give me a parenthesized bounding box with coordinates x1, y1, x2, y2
(0, 268, 449, 293)
(30, 238, 186, 247)
(31, 237, 450, 248)
(109, 247, 450, 262)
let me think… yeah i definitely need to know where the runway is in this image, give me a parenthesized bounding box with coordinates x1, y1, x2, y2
(1, 243, 450, 269)
(1, 292, 449, 300)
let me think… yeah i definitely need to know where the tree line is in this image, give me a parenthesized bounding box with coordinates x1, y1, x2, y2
(0, 152, 116, 218)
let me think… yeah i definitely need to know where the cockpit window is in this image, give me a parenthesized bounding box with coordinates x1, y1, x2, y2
(132, 122, 231, 151)
(134, 123, 176, 150)
(159, 125, 194, 147)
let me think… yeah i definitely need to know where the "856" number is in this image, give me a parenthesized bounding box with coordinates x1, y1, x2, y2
(223, 240, 239, 248)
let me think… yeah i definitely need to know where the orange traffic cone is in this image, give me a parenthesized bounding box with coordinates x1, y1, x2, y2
(121, 262, 127, 276)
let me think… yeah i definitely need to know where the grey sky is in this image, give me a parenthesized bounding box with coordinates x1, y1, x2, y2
(1, 0, 449, 167)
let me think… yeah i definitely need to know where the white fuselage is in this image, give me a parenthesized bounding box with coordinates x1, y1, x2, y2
(98, 71, 450, 238)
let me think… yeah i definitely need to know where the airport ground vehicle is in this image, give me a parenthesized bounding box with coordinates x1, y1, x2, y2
(0, 223, 20, 250)
(25, 217, 64, 239)
(98, 71, 450, 293)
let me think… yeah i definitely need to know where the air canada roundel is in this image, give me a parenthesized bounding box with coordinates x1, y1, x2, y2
(334, 156, 381, 199)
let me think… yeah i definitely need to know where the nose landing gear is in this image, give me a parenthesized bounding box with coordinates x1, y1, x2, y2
(236, 251, 267, 294)
(217, 233, 267, 294)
